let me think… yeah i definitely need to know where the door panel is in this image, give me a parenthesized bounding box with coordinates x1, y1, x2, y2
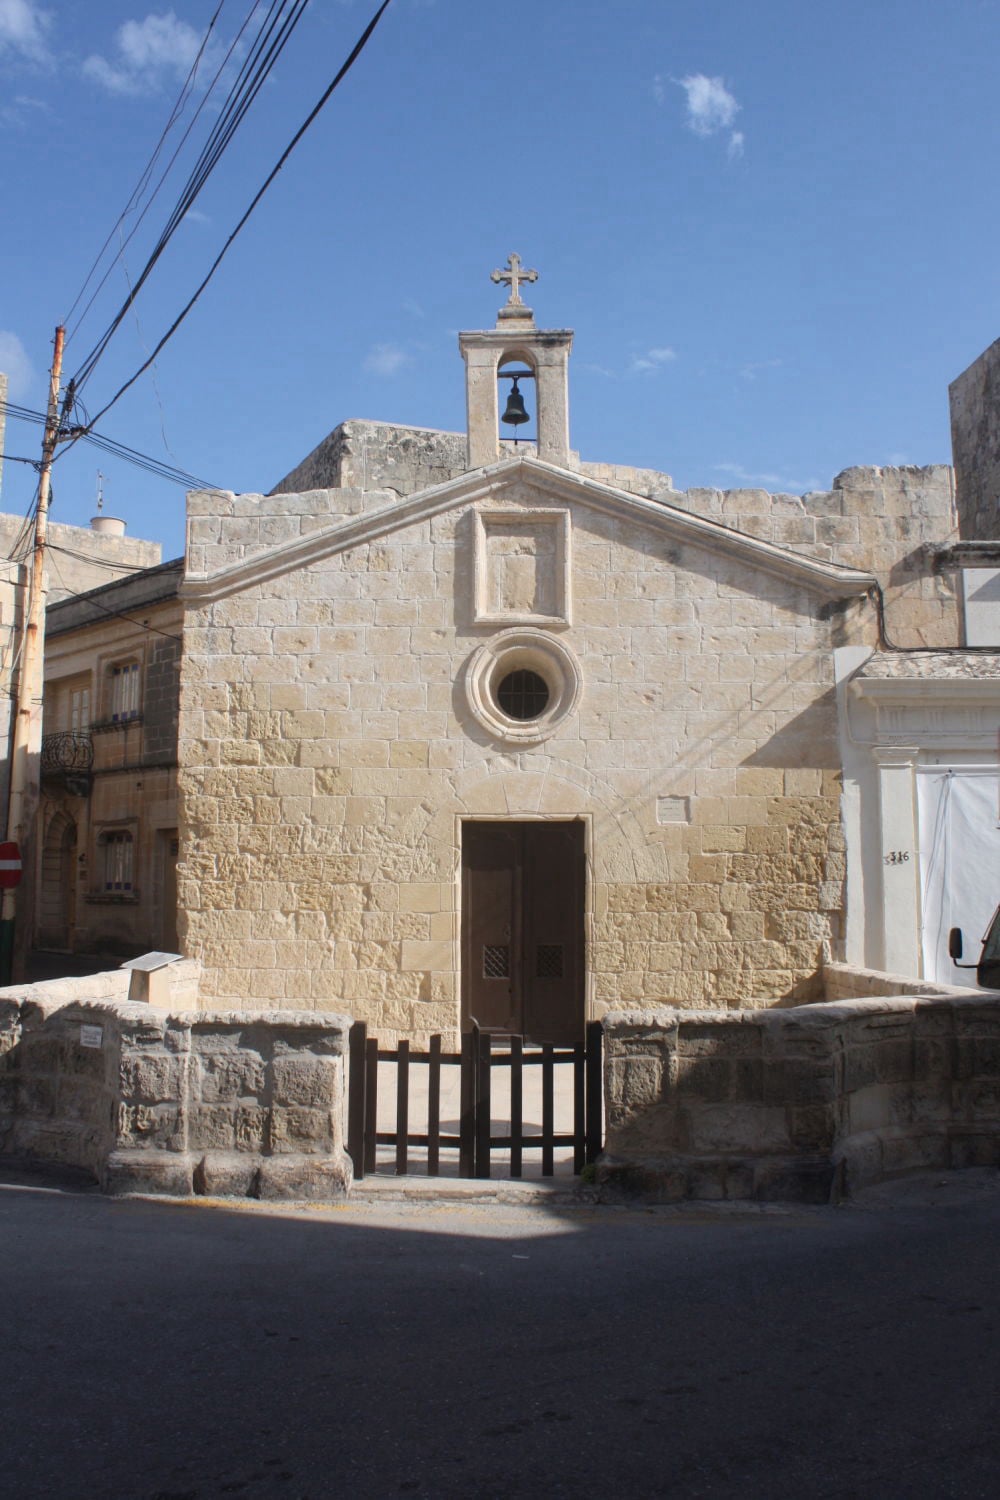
(462, 821, 584, 1045)
(523, 821, 585, 1046)
(462, 823, 520, 1033)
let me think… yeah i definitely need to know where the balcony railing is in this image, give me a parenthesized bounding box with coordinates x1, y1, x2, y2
(41, 731, 94, 793)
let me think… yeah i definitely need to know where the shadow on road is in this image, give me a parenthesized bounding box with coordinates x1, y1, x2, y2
(2, 1167, 999, 1499)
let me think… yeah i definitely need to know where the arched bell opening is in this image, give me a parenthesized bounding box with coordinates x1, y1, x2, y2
(497, 351, 537, 454)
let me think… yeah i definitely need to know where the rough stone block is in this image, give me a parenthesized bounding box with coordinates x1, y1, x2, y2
(193, 1152, 260, 1197)
(271, 1056, 336, 1108)
(103, 1149, 195, 1197)
(256, 1155, 351, 1201)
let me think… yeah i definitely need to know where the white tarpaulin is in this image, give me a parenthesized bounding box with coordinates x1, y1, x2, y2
(918, 767, 1000, 986)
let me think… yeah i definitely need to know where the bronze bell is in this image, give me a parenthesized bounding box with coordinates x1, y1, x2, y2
(501, 377, 530, 427)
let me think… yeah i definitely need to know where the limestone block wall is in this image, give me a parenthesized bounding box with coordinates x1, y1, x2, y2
(270, 420, 468, 500)
(668, 466, 959, 647)
(601, 994, 1000, 1202)
(548, 463, 957, 646)
(178, 478, 863, 1033)
(950, 337, 1000, 542)
(0, 983, 351, 1198)
(264, 428, 961, 646)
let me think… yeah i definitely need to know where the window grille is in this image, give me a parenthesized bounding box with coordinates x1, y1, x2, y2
(536, 944, 564, 979)
(496, 669, 549, 721)
(483, 945, 510, 979)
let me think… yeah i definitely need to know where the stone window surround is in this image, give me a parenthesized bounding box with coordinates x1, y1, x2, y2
(91, 647, 145, 728)
(92, 823, 138, 901)
(463, 628, 583, 746)
(473, 505, 571, 628)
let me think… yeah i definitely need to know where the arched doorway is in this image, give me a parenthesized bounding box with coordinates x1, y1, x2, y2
(38, 812, 77, 951)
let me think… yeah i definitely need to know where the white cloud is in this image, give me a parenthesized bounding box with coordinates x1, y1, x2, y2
(364, 343, 411, 377)
(659, 72, 745, 155)
(0, 91, 48, 126)
(630, 346, 677, 375)
(0, 330, 34, 400)
(183, 207, 210, 225)
(714, 461, 821, 494)
(83, 10, 226, 96)
(0, 0, 51, 63)
(676, 73, 740, 136)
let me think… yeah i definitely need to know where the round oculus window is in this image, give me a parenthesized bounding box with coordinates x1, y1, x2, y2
(463, 629, 583, 746)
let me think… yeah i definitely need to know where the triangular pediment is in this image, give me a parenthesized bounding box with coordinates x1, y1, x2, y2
(180, 454, 876, 604)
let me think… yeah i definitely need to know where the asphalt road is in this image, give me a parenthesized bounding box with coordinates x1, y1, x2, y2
(2, 1167, 1000, 1500)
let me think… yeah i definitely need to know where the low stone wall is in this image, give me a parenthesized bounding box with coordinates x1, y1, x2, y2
(0, 960, 203, 1012)
(822, 960, 974, 1002)
(600, 992, 1000, 1203)
(0, 991, 352, 1199)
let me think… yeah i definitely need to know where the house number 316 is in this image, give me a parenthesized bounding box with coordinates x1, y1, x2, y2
(883, 849, 910, 865)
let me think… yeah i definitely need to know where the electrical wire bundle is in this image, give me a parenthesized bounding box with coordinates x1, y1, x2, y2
(59, 0, 393, 442)
(1, 0, 393, 553)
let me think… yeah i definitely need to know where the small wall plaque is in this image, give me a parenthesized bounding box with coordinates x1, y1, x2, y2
(657, 795, 691, 825)
(80, 1024, 103, 1049)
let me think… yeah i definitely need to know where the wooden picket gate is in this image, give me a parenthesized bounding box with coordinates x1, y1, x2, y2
(347, 1020, 603, 1180)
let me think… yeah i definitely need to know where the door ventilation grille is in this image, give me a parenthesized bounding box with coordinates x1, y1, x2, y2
(536, 944, 564, 979)
(483, 944, 510, 979)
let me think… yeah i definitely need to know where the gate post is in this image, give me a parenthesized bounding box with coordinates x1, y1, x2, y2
(363, 1037, 379, 1176)
(347, 1021, 367, 1181)
(585, 1020, 603, 1164)
(475, 1027, 492, 1179)
(459, 1028, 476, 1177)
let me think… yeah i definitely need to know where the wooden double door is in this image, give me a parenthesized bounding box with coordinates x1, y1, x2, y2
(461, 821, 585, 1046)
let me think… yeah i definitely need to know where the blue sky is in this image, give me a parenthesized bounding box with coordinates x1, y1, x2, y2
(1, 0, 999, 559)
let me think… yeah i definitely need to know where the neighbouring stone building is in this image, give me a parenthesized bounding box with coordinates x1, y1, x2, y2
(0, 502, 161, 820)
(0, 383, 167, 965)
(38, 560, 182, 958)
(172, 260, 1000, 1039)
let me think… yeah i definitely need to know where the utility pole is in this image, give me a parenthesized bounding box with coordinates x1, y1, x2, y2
(0, 326, 65, 985)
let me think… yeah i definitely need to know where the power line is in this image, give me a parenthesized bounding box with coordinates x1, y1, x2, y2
(69, 0, 313, 394)
(4, 481, 41, 564)
(0, 400, 45, 427)
(1, 398, 217, 489)
(68, 0, 394, 436)
(64, 2, 268, 348)
(62, 0, 230, 337)
(61, 425, 218, 489)
(46, 542, 154, 574)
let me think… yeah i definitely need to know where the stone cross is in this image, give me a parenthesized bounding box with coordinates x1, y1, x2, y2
(491, 252, 538, 308)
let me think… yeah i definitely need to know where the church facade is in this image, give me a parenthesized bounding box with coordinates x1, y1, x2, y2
(174, 260, 992, 1040)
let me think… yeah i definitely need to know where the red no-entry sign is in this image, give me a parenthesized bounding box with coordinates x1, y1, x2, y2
(0, 842, 23, 889)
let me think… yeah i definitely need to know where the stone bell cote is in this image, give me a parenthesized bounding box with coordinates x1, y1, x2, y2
(459, 254, 574, 471)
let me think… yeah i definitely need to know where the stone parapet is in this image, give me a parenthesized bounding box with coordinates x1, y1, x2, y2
(600, 992, 1000, 1203)
(0, 983, 352, 1200)
(822, 960, 975, 1002)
